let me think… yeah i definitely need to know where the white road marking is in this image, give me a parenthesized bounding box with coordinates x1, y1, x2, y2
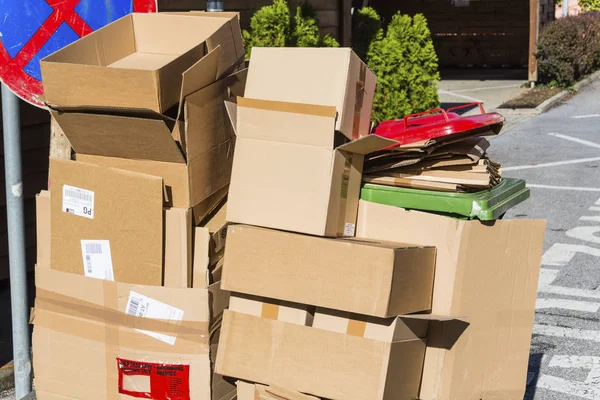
(567, 226, 600, 245)
(503, 157, 600, 171)
(572, 114, 600, 119)
(590, 207, 600, 212)
(581, 216, 600, 222)
(536, 298, 600, 312)
(527, 184, 600, 192)
(542, 243, 600, 267)
(438, 90, 484, 103)
(532, 324, 600, 342)
(539, 268, 600, 300)
(451, 84, 520, 93)
(537, 356, 600, 399)
(537, 374, 600, 399)
(548, 133, 600, 150)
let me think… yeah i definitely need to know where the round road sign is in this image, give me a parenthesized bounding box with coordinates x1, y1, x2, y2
(0, 0, 158, 107)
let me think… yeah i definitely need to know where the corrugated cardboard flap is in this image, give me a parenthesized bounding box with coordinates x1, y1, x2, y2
(336, 135, 397, 155)
(52, 111, 185, 163)
(236, 97, 337, 147)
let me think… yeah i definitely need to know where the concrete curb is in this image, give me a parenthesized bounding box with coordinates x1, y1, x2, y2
(535, 70, 600, 113)
(0, 361, 14, 393)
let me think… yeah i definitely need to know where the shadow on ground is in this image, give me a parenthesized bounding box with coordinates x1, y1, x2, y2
(0, 274, 35, 367)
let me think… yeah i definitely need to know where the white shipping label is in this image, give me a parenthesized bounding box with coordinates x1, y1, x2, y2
(63, 185, 95, 219)
(81, 240, 114, 281)
(125, 291, 184, 346)
(343, 223, 356, 237)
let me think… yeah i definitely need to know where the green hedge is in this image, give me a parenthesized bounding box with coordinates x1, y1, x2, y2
(536, 12, 600, 87)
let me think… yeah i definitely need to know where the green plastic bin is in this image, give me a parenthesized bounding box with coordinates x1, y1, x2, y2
(360, 178, 530, 221)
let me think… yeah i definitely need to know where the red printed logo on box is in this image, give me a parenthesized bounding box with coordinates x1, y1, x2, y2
(117, 358, 190, 400)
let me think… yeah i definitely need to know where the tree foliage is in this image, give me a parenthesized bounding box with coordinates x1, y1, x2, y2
(243, 0, 340, 58)
(361, 9, 440, 123)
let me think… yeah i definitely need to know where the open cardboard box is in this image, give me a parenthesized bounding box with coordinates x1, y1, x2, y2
(226, 98, 395, 237)
(34, 188, 235, 400)
(216, 310, 464, 400)
(51, 64, 247, 217)
(41, 13, 244, 113)
(356, 200, 546, 400)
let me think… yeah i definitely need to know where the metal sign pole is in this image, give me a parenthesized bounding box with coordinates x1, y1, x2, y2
(207, 1, 224, 11)
(1, 83, 31, 399)
(563, 0, 569, 17)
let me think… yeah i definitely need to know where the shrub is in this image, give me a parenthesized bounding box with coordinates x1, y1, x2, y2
(363, 9, 440, 124)
(352, 7, 382, 62)
(580, 0, 600, 11)
(536, 12, 600, 87)
(243, 0, 340, 58)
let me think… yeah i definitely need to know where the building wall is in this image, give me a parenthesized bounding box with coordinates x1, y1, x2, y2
(159, 0, 345, 42)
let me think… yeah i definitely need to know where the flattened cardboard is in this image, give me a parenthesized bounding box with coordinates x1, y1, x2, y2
(42, 13, 244, 112)
(227, 98, 394, 236)
(32, 266, 227, 400)
(356, 200, 546, 400)
(216, 311, 428, 400)
(237, 382, 320, 400)
(221, 225, 436, 317)
(164, 208, 193, 289)
(49, 159, 164, 285)
(244, 48, 376, 139)
(229, 293, 314, 326)
(36, 191, 50, 269)
(60, 68, 247, 211)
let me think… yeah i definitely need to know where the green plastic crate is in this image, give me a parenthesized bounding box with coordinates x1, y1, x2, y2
(360, 178, 530, 221)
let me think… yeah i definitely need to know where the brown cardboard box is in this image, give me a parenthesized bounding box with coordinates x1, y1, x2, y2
(226, 98, 394, 237)
(36, 191, 50, 269)
(50, 160, 194, 287)
(41, 13, 244, 113)
(236, 382, 319, 400)
(229, 293, 314, 326)
(313, 308, 409, 342)
(244, 48, 376, 140)
(34, 193, 234, 400)
(193, 203, 229, 289)
(53, 67, 247, 213)
(216, 310, 446, 400)
(221, 225, 436, 317)
(32, 266, 230, 400)
(356, 200, 546, 400)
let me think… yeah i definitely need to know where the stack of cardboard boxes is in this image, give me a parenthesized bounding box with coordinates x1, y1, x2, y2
(33, 12, 246, 400)
(31, 15, 547, 399)
(214, 47, 547, 400)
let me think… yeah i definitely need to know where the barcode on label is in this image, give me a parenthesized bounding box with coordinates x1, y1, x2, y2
(128, 298, 140, 317)
(85, 243, 102, 254)
(65, 188, 92, 202)
(85, 255, 92, 274)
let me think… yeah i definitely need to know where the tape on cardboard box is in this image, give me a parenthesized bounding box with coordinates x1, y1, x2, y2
(229, 293, 314, 326)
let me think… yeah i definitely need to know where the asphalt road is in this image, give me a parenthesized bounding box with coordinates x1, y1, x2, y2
(489, 79, 600, 400)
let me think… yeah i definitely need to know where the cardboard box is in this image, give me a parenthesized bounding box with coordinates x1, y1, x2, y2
(356, 200, 546, 400)
(229, 293, 314, 326)
(54, 67, 247, 213)
(244, 48, 376, 140)
(50, 160, 194, 287)
(216, 310, 449, 400)
(236, 382, 319, 400)
(32, 266, 231, 400)
(41, 13, 244, 113)
(193, 203, 229, 289)
(221, 225, 436, 317)
(36, 191, 50, 269)
(226, 98, 395, 237)
(313, 308, 411, 343)
(34, 196, 235, 400)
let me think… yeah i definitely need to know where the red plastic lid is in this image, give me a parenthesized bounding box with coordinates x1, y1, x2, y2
(373, 103, 505, 147)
